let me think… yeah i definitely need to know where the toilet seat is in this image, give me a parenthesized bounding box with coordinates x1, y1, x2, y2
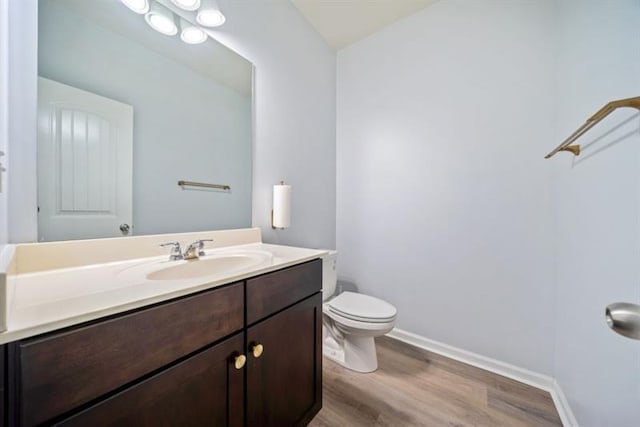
(327, 292, 397, 323)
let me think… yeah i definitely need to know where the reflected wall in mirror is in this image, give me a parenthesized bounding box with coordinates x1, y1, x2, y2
(37, 0, 253, 242)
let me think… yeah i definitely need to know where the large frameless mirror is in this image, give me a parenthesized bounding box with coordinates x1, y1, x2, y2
(37, 0, 253, 241)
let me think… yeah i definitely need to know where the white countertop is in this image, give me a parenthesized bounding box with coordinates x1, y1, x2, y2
(1, 243, 326, 344)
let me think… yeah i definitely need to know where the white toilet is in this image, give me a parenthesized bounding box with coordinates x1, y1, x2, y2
(321, 251, 397, 373)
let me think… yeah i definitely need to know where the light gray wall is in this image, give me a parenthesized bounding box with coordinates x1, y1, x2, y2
(39, 1, 252, 236)
(553, 0, 640, 425)
(6, 0, 336, 249)
(212, 0, 337, 249)
(0, 0, 8, 248)
(6, 0, 38, 243)
(336, 0, 557, 375)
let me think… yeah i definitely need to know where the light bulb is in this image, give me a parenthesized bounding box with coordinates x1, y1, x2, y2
(120, 0, 149, 14)
(196, 9, 225, 27)
(170, 0, 201, 12)
(196, 0, 226, 27)
(181, 25, 207, 44)
(145, 2, 178, 36)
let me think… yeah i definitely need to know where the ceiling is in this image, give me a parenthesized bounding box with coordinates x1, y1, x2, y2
(291, 0, 440, 50)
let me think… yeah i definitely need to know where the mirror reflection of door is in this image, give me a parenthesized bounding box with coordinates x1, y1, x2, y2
(37, 77, 133, 241)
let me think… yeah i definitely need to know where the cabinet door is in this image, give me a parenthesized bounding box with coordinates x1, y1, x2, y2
(247, 293, 322, 427)
(56, 333, 245, 427)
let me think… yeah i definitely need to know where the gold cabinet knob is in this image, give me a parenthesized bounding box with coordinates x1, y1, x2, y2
(234, 354, 246, 370)
(251, 343, 264, 358)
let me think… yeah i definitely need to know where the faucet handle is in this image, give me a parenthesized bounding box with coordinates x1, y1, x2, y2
(194, 239, 213, 256)
(160, 242, 183, 260)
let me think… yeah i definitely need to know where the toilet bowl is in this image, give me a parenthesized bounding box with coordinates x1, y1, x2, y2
(321, 251, 397, 373)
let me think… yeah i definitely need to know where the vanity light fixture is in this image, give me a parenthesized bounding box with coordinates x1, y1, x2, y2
(170, 0, 201, 11)
(120, 0, 150, 14)
(145, 1, 178, 36)
(196, 0, 226, 27)
(180, 18, 208, 44)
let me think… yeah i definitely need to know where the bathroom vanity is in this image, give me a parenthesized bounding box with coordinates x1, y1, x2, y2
(0, 229, 324, 426)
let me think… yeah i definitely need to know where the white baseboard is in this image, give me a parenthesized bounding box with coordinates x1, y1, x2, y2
(549, 378, 579, 427)
(386, 328, 578, 427)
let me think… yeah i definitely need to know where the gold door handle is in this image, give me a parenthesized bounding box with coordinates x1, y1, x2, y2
(250, 343, 264, 358)
(233, 354, 246, 370)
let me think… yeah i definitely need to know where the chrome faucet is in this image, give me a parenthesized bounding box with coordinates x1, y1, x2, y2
(183, 239, 213, 260)
(160, 242, 184, 261)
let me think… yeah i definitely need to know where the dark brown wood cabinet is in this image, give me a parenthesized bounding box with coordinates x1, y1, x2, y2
(56, 333, 245, 427)
(247, 260, 322, 325)
(247, 294, 322, 427)
(14, 282, 244, 426)
(2, 258, 322, 427)
(0, 347, 4, 425)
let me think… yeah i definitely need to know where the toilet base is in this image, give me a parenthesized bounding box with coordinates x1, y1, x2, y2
(323, 326, 379, 373)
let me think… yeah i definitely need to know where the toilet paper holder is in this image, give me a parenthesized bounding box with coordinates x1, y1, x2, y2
(272, 180, 291, 230)
(605, 302, 640, 340)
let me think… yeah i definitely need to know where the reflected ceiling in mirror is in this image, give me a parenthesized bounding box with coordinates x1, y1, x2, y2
(37, 0, 253, 242)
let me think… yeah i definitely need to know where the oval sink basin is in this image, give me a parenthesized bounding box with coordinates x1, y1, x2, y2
(147, 253, 270, 281)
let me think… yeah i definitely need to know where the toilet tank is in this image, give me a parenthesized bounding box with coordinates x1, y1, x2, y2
(321, 250, 337, 301)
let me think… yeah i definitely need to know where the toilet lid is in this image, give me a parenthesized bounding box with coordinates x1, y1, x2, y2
(327, 292, 397, 323)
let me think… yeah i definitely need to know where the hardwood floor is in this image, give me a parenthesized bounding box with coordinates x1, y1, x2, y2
(309, 336, 562, 427)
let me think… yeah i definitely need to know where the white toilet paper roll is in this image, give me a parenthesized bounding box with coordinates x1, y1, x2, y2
(272, 184, 291, 229)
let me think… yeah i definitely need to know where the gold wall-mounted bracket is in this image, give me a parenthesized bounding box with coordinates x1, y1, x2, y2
(545, 96, 640, 159)
(558, 145, 581, 157)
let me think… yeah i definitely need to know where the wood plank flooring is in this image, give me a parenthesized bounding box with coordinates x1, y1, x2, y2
(309, 336, 562, 427)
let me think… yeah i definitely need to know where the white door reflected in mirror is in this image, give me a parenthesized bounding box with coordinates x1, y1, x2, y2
(37, 77, 133, 241)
